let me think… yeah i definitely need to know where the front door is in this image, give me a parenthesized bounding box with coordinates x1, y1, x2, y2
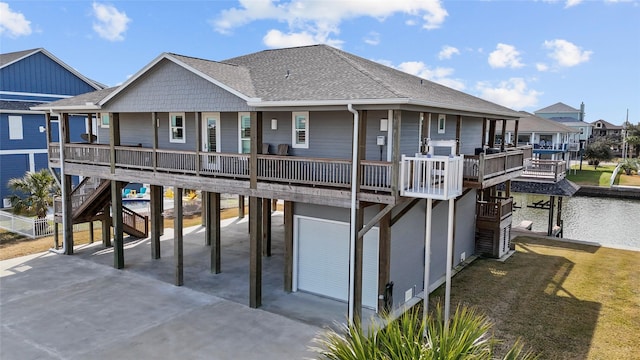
(202, 112, 221, 169)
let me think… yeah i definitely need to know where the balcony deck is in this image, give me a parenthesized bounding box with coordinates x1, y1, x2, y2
(49, 143, 546, 204)
(518, 159, 567, 183)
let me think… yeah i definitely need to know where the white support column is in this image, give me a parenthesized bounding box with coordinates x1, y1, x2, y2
(444, 198, 455, 328)
(423, 198, 433, 333)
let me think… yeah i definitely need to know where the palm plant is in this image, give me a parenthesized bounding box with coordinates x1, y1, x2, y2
(312, 304, 537, 360)
(8, 169, 59, 218)
(620, 158, 638, 175)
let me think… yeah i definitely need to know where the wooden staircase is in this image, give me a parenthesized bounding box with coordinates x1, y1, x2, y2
(54, 178, 148, 238)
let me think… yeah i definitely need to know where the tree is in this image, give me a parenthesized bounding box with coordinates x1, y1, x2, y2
(8, 169, 59, 235)
(312, 304, 537, 360)
(584, 141, 613, 169)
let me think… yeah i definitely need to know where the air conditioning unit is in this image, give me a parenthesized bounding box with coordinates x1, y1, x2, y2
(3, 198, 11, 208)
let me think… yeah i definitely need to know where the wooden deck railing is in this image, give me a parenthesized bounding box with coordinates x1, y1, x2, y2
(520, 159, 567, 182)
(51, 143, 392, 192)
(476, 197, 513, 222)
(122, 205, 149, 238)
(399, 154, 464, 200)
(463, 146, 531, 185)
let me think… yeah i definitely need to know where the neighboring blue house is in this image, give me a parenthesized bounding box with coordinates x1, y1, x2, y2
(534, 102, 593, 143)
(0, 48, 104, 206)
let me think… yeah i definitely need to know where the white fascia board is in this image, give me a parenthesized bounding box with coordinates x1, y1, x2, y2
(0, 49, 40, 69)
(29, 104, 101, 111)
(0, 109, 45, 114)
(247, 98, 411, 107)
(0, 91, 73, 99)
(249, 98, 520, 119)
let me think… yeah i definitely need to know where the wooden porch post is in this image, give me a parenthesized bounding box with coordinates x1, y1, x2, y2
(150, 185, 162, 259)
(111, 180, 124, 269)
(89, 222, 94, 243)
(174, 187, 184, 286)
(238, 195, 245, 218)
(262, 199, 272, 257)
(207, 191, 221, 274)
(102, 205, 111, 247)
(456, 115, 462, 155)
(284, 200, 294, 292)
(151, 112, 158, 171)
(61, 113, 74, 255)
(87, 113, 94, 144)
(488, 119, 496, 149)
(53, 222, 59, 250)
(109, 113, 120, 174)
(390, 110, 402, 197)
(500, 119, 507, 152)
(249, 111, 263, 308)
(557, 197, 563, 238)
(514, 119, 520, 146)
(547, 195, 556, 236)
(202, 191, 208, 228)
(378, 204, 392, 312)
(481, 117, 487, 148)
(249, 196, 263, 308)
(195, 112, 201, 176)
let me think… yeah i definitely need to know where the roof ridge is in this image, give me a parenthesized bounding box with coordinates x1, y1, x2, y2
(325, 46, 405, 98)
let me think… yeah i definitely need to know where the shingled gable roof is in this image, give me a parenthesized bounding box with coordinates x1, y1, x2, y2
(535, 102, 579, 114)
(225, 45, 521, 118)
(31, 87, 116, 111)
(37, 45, 522, 118)
(97, 52, 258, 106)
(501, 111, 578, 133)
(1, 48, 104, 90)
(591, 119, 622, 129)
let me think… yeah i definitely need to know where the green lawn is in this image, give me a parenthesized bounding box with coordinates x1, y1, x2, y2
(567, 164, 615, 186)
(429, 236, 640, 359)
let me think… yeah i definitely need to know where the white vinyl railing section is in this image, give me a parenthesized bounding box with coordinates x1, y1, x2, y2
(400, 154, 464, 200)
(0, 210, 55, 238)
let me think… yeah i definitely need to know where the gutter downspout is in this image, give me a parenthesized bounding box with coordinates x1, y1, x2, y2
(347, 104, 359, 325)
(50, 110, 66, 255)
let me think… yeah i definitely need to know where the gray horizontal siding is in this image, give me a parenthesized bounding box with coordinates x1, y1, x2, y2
(428, 115, 482, 155)
(104, 59, 252, 113)
(399, 110, 420, 157)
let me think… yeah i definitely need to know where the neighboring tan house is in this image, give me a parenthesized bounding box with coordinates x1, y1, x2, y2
(0, 48, 104, 205)
(36, 45, 566, 323)
(535, 102, 592, 143)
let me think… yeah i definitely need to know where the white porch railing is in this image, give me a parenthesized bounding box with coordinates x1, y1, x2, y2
(400, 155, 464, 200)
(520, 159, 567, 182)
(0, 210, 55, 238)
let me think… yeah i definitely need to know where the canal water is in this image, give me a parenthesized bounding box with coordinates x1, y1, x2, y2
(511, 193, 640, 250)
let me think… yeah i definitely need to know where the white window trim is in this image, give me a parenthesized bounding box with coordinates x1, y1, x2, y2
(100, 113, 109, 128)
(169, 112, 186, 143)
(202, 112, 221, 152)
(437, 114, 446, 134)
(8, 115, 23, 140)
(292, 111, 309, 149)
(238, 112, 250, 153)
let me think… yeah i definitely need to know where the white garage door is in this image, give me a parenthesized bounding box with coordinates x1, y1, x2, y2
(294, 216, 379, 310)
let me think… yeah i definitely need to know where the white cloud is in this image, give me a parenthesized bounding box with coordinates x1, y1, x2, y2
(92, 2, 130, 41)
(438, 45, 460, 60)
(364, 31, 380, 46)
(488, 43, 524, 69)
(476, 78, 542, 109)
(543, 39, 592, 67)
(263, 29, 343, 48)
(536, 63, 549, 72)
(564, 0, 583, 8)
(395, 61, 465, 90)
(0, 2, 32, 37)
(212, 0, 448, 48)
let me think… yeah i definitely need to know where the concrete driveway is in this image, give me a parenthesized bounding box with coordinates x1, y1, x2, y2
(0, 251, 322, 359)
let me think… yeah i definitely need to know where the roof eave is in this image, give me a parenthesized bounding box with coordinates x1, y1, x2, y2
(30, 104, 101, 111)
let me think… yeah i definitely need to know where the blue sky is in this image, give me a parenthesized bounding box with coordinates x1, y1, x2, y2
(1, 0, 638, 124)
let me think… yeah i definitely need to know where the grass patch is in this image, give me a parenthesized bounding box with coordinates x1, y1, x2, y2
(430, 236, 640, 359)
(567, 164, 616, 186)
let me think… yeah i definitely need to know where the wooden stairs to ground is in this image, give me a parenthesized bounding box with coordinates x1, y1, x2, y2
(55, 178, 149, 239)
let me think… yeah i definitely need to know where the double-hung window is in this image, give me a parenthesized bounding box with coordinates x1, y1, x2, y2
(292, 111, 309, 149)
(169, 113, 186, 143)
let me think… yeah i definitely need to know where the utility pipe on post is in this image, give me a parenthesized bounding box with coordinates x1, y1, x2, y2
(347, 104, 359, 325)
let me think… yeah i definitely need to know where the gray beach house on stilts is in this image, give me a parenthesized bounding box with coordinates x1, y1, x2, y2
(35, 44, 566, 324)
